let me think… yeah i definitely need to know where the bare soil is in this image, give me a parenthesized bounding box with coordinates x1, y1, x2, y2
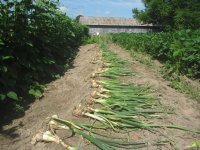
(0, 44, 100, 150)
(0, 43, 199, 150)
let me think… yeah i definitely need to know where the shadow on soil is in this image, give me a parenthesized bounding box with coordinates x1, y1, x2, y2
(0, 49, 79, 139)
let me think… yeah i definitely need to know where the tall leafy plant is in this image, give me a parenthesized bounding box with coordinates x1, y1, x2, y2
(112, 30, 200, 78)
(0, 0, 88, 112)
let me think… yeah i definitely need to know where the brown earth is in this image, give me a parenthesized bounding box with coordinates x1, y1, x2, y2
(0, 44, 100, 150)
(0, 43, 199, 150)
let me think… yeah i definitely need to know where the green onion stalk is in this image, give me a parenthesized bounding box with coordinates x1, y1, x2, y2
(82, 108, 200, 134)
(50, 115, 148, 150)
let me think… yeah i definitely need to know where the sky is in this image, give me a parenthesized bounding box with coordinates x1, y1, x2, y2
(59, 0, 145, 18)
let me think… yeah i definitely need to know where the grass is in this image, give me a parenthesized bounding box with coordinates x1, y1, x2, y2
(161, 69, 200, 101)
(130, 51, 155, 69)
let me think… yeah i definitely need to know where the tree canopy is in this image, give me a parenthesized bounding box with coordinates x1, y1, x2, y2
(133, 0, 200, 30)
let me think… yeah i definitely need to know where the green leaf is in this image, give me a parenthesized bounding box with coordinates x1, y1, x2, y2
(187, 141, 200, 148)
(15, 104, 24, 111)
(186, 29, 191, 33)
(68, 147, 81, 150)
(0, 40, 4, 46)
(0, 66, 8, 73)
(54, 74, 60, 79)
(7, 91, 18, 100)
(49, 60, 55, 64)
(26, 42, 33, 47)
(3, 66, 8, 72)
(0, 94, 6, 101)
(2, 56, 14, 60)
(29, 89, 43, 98)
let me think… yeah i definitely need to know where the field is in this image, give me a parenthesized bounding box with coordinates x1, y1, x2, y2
(1, 35, 200, 149)
(0, 1, 200, 149)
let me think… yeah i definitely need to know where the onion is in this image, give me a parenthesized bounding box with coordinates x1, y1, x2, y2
(86, 98, 94, 105)
(90, 73, 96, 78)
(48, 120, 59, 130)
(91, 80, 99, 88)
(72, 105, 84, 117)
(52, 115, 59, 119)
(99, 87, 109, 94)
(42, 131, 60, 144)
(91, 91, 110, 99)
(91, 91, 101, 99)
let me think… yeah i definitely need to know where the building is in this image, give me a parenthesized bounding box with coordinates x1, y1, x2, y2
(79, 16, 160, 35)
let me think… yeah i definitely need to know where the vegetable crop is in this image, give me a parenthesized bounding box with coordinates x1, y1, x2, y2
(111, 30, 200, 79)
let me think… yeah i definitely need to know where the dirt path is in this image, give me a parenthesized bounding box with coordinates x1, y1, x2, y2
(0, 43, 199, 150)
(0, 44, 100, 150)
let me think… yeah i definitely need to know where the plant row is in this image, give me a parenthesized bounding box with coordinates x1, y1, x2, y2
(36, 37, 199, 150)
(0, 0, 88, 111)
(111, 29, 200, 79)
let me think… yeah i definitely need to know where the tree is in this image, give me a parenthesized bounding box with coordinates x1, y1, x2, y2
(75, 15, 83, 22)
(133, 0, 200, 30)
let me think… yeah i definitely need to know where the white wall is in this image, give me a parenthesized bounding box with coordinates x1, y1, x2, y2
(89, 26, 155, 35)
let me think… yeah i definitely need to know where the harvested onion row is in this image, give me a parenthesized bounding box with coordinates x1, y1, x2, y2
(86, 40, 200, 142)
(34, 38, 200, 150)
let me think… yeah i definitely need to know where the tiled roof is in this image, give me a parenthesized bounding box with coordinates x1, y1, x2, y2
(79, 16, 153, 26)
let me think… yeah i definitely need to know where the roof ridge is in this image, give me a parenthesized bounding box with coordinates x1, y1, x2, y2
(81, 16, 135, 20)
(78, 16, 153, 26)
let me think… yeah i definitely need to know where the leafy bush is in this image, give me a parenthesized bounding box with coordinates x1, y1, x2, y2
(112, 29, 200, 78)
(0, 0, 88, 111)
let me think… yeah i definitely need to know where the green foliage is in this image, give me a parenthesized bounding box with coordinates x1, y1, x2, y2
(0, 94, 6, 101)
(82, 35, 100, 45)
(111, 29, 200, 78)
(133, 0, 200, 30)
(29, 89, 43, 98)
(0, 0, 88, 111)
(186, 141, 200, 149)
(7, 91, 18, 101)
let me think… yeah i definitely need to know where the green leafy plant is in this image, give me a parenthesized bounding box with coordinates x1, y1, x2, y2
(0, 0, 88, 112)
(111, 30, 200, 79)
